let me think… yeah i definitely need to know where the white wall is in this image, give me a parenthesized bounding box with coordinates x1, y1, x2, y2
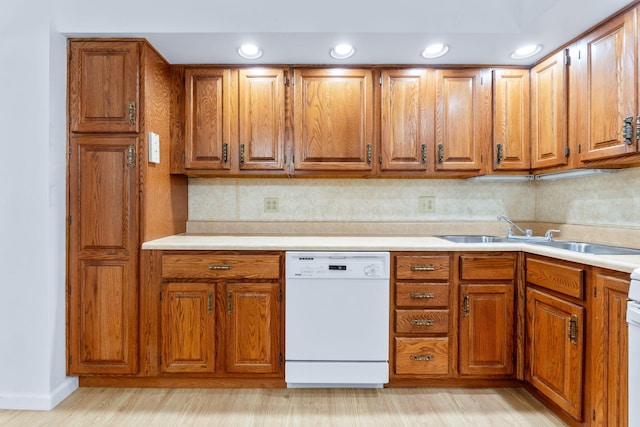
(0, 1, 77, 410)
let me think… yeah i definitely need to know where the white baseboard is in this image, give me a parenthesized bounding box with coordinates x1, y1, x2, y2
(0, 377, 78, 410)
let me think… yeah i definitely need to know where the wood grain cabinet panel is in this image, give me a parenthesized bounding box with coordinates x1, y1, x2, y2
(434, 69, 491, 172)
(380, 69, 431, 172)
(591, 270, 629, 426)
(293, 68, 374, 172)
(161, 254, 281, 280)
(526, 256, 584, 299)
(574, 8, 638, 162)
(459, 284, 514, 376)
(67, 135, 139, 375)
(161, 283, 215, 373)
(531, 50, 568, 170)
(225, 283, 281, 374)
(395, 337, 449, 375)
(395, 255, 450, 280)
(238, 69, 286, 171)
(184, 68, 233, 170)
(459, 254, 516, 281)
(68, 41, 140, 133)
(492, 68, 530, 170)
(526, 287, 584, 421)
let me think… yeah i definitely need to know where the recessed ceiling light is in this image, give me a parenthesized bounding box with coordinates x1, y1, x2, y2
(237, 43, 263, 60)
(330, 44, 355, 60)
(420, 43, 449, 59)
(510, 44, 542, 60)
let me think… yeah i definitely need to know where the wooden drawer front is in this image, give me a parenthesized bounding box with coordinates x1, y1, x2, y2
(459, 255, 516, 281)
(396, 283, 449, 307)
(395, 310, 449, 334)
(162, 254, 281, 280)
(396, 256, 450, 280)
(395, 337, 449, 375)
(526, 257, 584, 299)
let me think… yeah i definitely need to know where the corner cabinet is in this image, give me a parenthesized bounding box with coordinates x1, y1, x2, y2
(293, 68, 374, 173)
(434, 68, 491, 173)
(530, 50, 569, 170)
(525, 255, 585, 422)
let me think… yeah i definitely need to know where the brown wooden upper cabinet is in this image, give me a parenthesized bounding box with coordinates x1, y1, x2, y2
(492, 69, 530, 171)
(238, 69, 286, 171)
(530, 50, 569, 170)
(293, 68, 374, 172)
(380, 69, 433, 173)
(434, 69, 491, 173)
(572, 7, 638, 163)
(184, 68, 233, 171)
(68, 40, 140, 133)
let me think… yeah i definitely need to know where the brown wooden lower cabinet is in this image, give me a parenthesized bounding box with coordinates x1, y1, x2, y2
(395, 337, 449, 375)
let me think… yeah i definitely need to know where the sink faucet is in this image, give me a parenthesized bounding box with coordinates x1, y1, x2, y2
(497, 215, 532, 237)
(544, 229, 561, 240)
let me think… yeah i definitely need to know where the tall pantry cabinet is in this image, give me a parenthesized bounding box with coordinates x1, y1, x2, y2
(66, 40, 187, 374)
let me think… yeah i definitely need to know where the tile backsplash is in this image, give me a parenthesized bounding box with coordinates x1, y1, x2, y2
(189, 167, 640, 229)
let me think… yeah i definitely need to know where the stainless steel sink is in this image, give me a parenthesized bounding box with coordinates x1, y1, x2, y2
(438, 235, 516, 243)
(531, 240, 640, 255)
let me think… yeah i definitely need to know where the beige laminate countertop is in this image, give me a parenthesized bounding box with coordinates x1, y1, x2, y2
(142, 234, 640, 274)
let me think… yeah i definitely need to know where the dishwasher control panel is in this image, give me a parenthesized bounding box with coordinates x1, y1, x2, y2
(286, 251, 390, 279)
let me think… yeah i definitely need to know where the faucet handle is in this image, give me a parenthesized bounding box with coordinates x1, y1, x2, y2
(544, 229, 561, 240)
(500, 226, 513, 237)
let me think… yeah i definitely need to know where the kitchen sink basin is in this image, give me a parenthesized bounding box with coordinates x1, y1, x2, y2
(531, 240, 640, 255)
(438, 235, 516, 243)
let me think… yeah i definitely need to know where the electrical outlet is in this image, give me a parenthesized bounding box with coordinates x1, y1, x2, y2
(264, 197, 279, 213)
(418, 196, 435, 213)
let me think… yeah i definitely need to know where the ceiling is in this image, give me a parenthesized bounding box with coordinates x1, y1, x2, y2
(67, 0, 634, 65)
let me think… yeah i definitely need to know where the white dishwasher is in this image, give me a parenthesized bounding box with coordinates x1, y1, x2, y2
(628, 268, 640, 425)
(285, 251, 390, 388)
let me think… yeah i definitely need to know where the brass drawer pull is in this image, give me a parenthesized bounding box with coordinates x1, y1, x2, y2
(410, 265, 436, 272)
(410, 319, 435, 326)
(410, 354, 434, 362)
(208, 264, 232, 270)
(410, 292, 436, 299)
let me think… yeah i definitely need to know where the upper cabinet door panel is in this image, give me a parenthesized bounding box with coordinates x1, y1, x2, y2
(293, 69, 374, 171)
(380, 69, 432, 172)
(531, 50, 568, 169)
(493, 69, 530, 170)
(434, 69, 491, 171)
(238, 68, 286, 171)
(69, 41, 140, 133)
(578, 8, 637, 161)
(184, 68, 232, 170)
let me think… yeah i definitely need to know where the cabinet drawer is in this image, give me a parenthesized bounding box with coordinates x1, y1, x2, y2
(162, 254, 281, 280)
(395, 337, 449, 375)
(396, 283, 449, 307)
(395, 256, 450, 280)
(526, 256, 584, 299)
(459, 254, 516, 281)
(395, 310, 449, 334)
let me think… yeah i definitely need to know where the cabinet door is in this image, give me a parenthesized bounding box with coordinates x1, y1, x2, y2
(238, 68, 286, 171)
(67, 135, 139, 375)
(184, 68, 233, 170)
(161, 283, 215, 373)
(459, 284, 514, 376)
(68, 40, 139, 133)
(531, 50, 569, 169)
(434, 69, 491, 172)
(492, 69, 530, 170)
(575, 9, 637, 162)
(293, 68, 374, 172)
(225, 283, 281, 374)
(380, 69, 431, 172)
(526, 287, 584, 420)
(591, 271, 629, 426)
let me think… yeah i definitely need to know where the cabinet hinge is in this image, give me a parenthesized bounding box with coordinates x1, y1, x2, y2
(159, 355, 162, 365)
(159, 291, 162, 301)
(564, 54, 571, 66)
(68, 145, 72, 155)
(68, 355, 72, 365)
(283, 76, 288, 86)
(68, 285, 72, 295)
(127, 144, 136, 168)
(279, 353, 283, 365)
(594, 286, 597, 298)
(379, 154, 382, 164)
(564, 146, 570, 157)
(578, 144, 582, 154)
(379, 76, 383, 86)
(68, 216, 72, 226)
(593, 409, 596, 421)
(480, 76, 484, 85)
(279, 290, 283, 302)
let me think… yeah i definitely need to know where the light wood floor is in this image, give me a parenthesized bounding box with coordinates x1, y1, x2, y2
(0, 387, 566, 426)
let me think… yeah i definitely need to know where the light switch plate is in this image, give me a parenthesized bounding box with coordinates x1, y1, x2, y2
(148, 132, 160, 164)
